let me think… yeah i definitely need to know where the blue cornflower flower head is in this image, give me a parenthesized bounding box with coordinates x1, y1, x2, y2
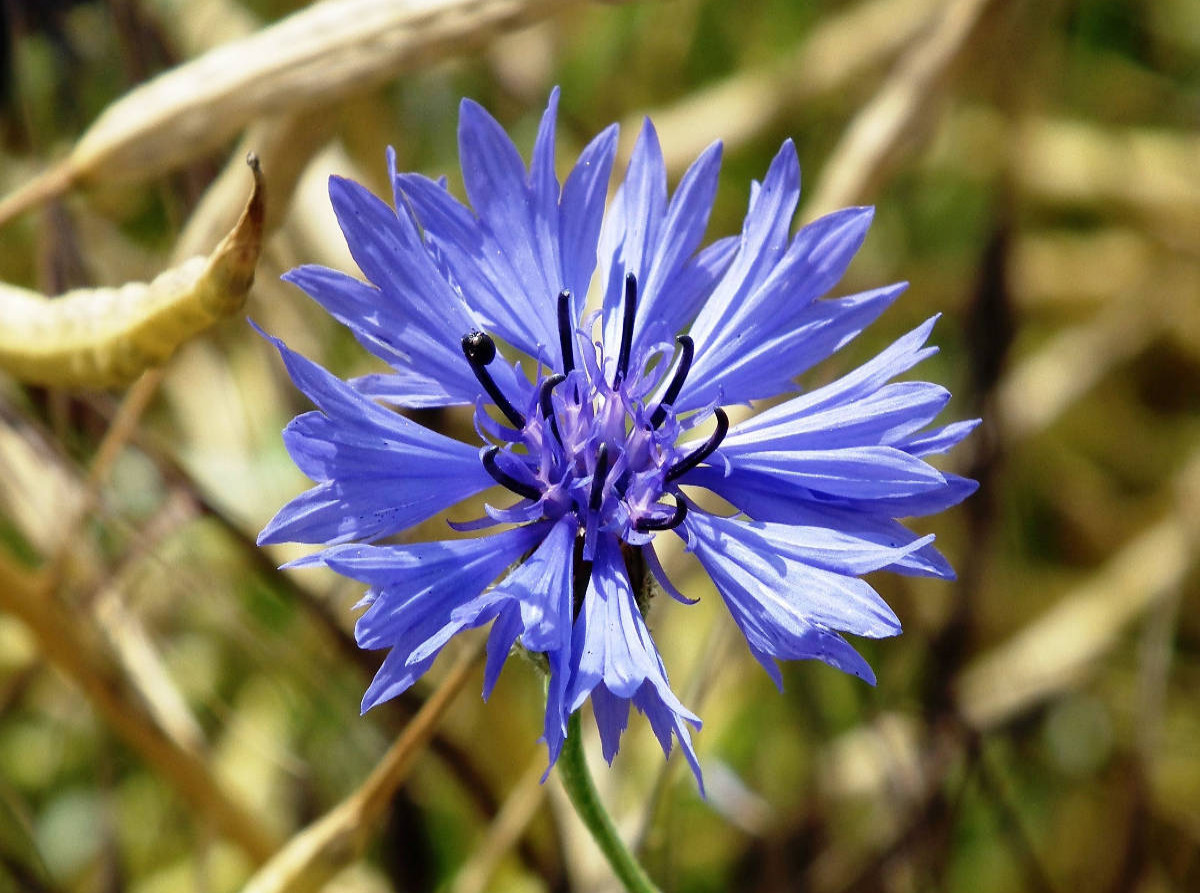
(258, 89, 978, 787)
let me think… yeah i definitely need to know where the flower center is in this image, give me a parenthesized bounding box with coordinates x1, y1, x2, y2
(459, 272, 727, 555)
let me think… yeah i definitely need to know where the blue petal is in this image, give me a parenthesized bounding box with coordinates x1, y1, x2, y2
(567, 536, 702, 783)
(447, 517, 577, 763)
(684, 512, 905, 638)
(600, 132, 724, 353)
(686, 465, 957, 579)
(672, 140, 801, 363)
(483, 607, 524, 699)
(717, 140, 804, 301)
(340, 525, 548, 712)
(707, 444, 947, 500)
(736, 317, 943, 434)
(261, 477, 479, 547)
(723, 382, 951, 452)
(559, 123, 619, 320)
(691, 201, 871, 360)
(282, 265, 478, 408)
(361, 647, 440, 714)
(346, 371, 475, 408)
(591, 684, 631, 764)
(635, 685, 704, 790)
(679, 282, 907, 410)
(600, 119, 669, 349)
(326, 175, 483, 337)
(856, 472, 979, 517)
(458, 98, 562, 356)
(899, 418, 982, 457)
(326, 525, 546, 649)
(460, 516, 576, 654)
(529, 87, 564, 293)
(392, 172, 549, 360)
(653, 233, 739, 346)
(683, 513, 881, 686)
(635, 142, 725, 350)
(255, 333, 491, 545)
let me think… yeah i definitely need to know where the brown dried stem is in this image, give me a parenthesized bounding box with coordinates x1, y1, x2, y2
(0, 553, 280, 863)
(237, 638, 485, 893)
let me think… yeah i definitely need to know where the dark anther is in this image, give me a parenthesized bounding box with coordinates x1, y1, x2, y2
(539, 374, 565, 445)
(648, 335, 695, 428)
(664, 408, 729, 482)
(614, 272, 637, 385)
(589, 443, 610, 512)
(461, 331, 526, 429)
(635, 496, 688, 532)
(557, 290, 575, 376)
(462, 330, 496, 365)
(482, 446, 542, 501)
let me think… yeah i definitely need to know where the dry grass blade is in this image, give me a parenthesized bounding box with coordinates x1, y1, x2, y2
(1014, 116, 1200, 231)
(237, 638, 485, 893)
(0, 0, 626, 225)
(447, 756, 551, 893)
(956, 449, 1200, 731)
(804, 0, 1004, 218)
(174, 111, 336, 262)
(0, 157, 264, 388)
(644, 0, 943, 176)
(995, 296, 1160, 445)
(0, 553, 280, 862)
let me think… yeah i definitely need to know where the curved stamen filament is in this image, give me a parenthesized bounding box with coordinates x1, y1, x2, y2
(664, 408, 729, 482)
(557, 290, 575, 376)
(635, 495, 688, 531)
(614, 272, 637, 386)
(539, 373, 566, 445)
(589, 443, 611, 512)
(648, 335, 694, 428)
(462, 331, 525, 428)
(482, 446, 542, 501)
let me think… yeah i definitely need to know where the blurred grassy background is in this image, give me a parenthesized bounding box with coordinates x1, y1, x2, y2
(1, 0, 1198, 891)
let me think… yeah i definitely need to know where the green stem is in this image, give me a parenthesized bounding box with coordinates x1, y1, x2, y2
(558, 711, 663, 893)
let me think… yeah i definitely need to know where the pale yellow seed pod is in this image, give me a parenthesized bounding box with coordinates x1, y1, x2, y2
(0, 156, 265, 389)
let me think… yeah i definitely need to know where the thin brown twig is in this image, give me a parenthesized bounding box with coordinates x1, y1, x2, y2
(45, 367, 165, 587)
(804, 0, 1006, 218)
(238, 637, 485, 893)
(447, 754, 552, 893)
(642, 0, 943, 176)
(0, 552, 280, 863)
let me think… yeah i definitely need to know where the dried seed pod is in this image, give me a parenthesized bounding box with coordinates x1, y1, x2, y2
(0, 0, 615, 225)
(0, 156, 264, 388)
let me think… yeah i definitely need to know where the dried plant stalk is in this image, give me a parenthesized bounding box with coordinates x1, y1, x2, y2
(0, 157, 264, 388)
(173, 111, 334, 262)
(0, 0, 622, 225)
(0, 553, 280, 862)
(957, 507, 1197, 731)
(238, 639, 484, 893)
(804, 0, 1004, 218)
(644, 0, 942, 176)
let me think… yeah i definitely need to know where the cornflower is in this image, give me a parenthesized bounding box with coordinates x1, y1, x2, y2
(259, 89, 977, 786)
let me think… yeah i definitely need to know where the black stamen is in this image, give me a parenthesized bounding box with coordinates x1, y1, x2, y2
(589, 443, 610, 512)
(557, 290, 575, 376)
(571, 536, 589, 618)
(614, 272, 637, 385)
(462, 331, 525, 428)
(635, 496, 688, 532)
(482, 446, 542, 501)
(538, 374, 565, 445)
(648, 335, 695, 428)
(664, 408, 729, 482)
